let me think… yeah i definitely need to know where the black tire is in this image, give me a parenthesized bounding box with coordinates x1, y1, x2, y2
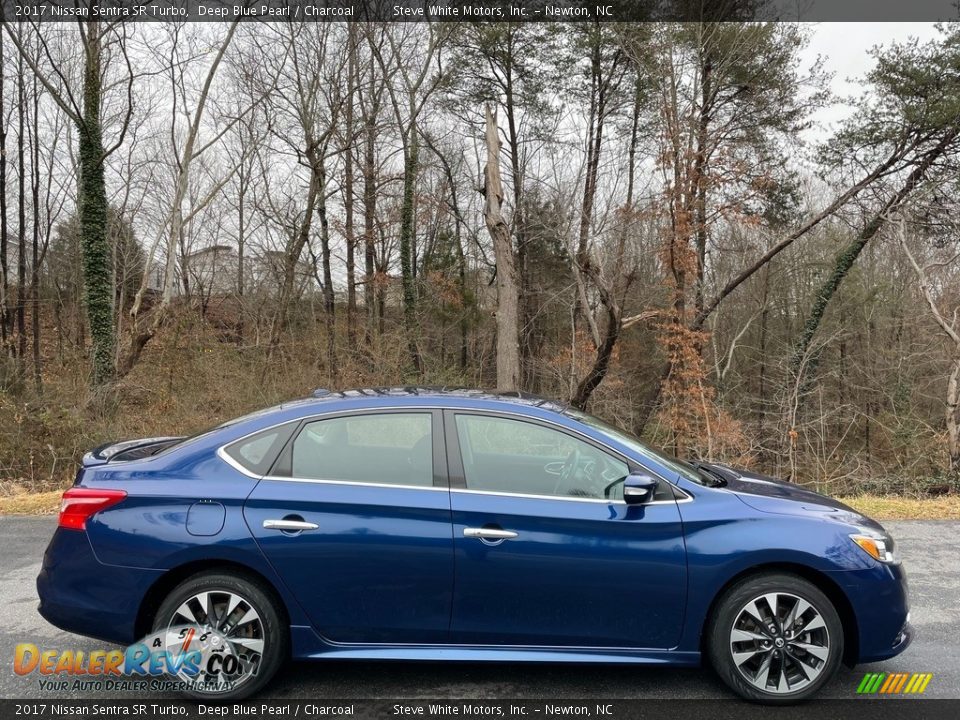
(152, 571, 288, 700)
(706, 572, 843, 704)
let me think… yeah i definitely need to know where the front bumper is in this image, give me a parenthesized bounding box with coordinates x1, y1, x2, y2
(829, 561, 911, 664)
(37, 528, 162, 646)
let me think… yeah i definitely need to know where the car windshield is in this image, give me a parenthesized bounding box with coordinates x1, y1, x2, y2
(565, 409, 718, 486)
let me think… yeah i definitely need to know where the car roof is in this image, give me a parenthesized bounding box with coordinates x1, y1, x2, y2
(294, 386, 570, 414)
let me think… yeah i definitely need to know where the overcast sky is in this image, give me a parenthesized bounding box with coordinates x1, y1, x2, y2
(804, 22, 942, 137)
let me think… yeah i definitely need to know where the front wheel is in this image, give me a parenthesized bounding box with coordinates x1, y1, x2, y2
(152, 571, 288, 700)
(707, 573, 843, 703)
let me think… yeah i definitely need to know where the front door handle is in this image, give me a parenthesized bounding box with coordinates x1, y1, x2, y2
(263, 519, 319, 532)
(463, 527, 518, 541)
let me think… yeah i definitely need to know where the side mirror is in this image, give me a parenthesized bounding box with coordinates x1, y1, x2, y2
(623, 473, 658, 505)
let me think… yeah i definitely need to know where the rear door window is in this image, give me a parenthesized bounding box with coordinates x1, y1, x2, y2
(290, 413, 434, 487)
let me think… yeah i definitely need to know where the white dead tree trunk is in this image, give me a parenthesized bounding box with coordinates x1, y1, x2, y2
(482, 105, 520, 392)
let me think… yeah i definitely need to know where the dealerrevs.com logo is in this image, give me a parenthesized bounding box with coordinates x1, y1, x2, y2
(13, 624, 258, 693)
(857, 672, 934, 695)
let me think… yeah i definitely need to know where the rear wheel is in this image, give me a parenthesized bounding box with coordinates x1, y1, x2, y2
(152, 571, 287, 700)
(707, 573, 843, 703)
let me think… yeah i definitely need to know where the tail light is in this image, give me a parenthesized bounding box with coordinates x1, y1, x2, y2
(58, 488, 127, 531)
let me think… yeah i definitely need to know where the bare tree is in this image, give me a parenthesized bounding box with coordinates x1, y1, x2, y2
(4, 17, 137, 385)
(898, 215, 960, 476)
(483, 105, 520, 392)
(123, 21, 241, 375)
(369, 23, 452, 376)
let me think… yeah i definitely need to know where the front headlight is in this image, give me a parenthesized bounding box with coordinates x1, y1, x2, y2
(850, 529, 899, 564)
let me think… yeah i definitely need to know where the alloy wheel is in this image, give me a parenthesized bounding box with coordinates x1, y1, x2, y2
(729, 591, 831, 694)
(164, 589, 265, 694)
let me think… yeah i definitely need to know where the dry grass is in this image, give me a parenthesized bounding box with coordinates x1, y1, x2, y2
(0, 489, 957, 519)
(838, 494, 960, 520)
(0, 490, 62, 515)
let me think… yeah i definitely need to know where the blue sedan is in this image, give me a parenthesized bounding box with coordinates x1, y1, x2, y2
(37, 388, 910, 703)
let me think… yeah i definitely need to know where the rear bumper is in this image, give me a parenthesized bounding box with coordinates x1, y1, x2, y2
(828, 562, 911, 664)
(37, 528, 162, 646)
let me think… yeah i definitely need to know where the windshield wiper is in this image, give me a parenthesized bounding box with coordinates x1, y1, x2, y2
(688, 461, 728, 488)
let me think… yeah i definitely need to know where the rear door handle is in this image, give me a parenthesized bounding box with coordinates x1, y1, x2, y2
(463, 527, 518, 540)
(263, 519, 319, 531)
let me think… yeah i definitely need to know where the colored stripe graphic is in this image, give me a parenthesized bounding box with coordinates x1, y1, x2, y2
(879, 674, 897, 693)
(893, 673, 909, 693)
(859, 672, 933, 694)
(906, 673, 933, 694)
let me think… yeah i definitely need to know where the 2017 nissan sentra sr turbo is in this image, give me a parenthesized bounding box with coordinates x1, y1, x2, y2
(37, 387, 911, 703)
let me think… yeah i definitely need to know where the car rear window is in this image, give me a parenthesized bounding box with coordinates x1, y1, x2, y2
(223, 422, 297, 476)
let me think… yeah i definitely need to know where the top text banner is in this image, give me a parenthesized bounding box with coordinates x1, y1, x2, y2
(2, 0, 959, 22)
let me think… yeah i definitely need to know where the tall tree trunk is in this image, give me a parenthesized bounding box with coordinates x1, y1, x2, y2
(268, 152, 321, 354)
(31, 74, 41, 392)
(79, 23, 114, 385)
(344, 24, 358, 348)
(398, 125, 422, 375)
(483, 106, 520, 392)
(362, 83, 378, 338)
(0, 30, 8, 351)
(502, 42, 533, 391)
(693, 48, 712, 321)
(16, 48, 26, 364)
(572, 71, 640, 411)
(236, 162, 246, 344)
(948, 361, 960, 476)
(426, 134, 470, 374)
(317, 160, 338, 379)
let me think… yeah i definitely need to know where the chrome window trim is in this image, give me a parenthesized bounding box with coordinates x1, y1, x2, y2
(215, 404, 693, 503)
(217, 445, 261, 479)
(451, 487, 690, 506)
(259, 475, 447, 492)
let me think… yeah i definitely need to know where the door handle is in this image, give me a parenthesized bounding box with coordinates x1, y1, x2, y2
(463, 527, 518, 540)
(263, 519, 319, 531)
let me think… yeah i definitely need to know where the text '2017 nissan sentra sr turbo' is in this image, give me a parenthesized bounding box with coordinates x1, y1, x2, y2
(37, 388, 910, 703)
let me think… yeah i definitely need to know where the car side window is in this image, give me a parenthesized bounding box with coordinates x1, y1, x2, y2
(291, 413, 433, 487)
(454, 414, 629, 500)
(223, 423, 296, 476)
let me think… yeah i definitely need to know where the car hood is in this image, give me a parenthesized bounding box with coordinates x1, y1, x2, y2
(698, 462, 885, 532)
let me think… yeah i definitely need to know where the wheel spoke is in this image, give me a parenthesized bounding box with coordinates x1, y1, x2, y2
(230, 636, 264, 654)
(763, 593, 780, 629)
(225, 593, 243, 618)
(776, 658, 790, 693)
(741, 600, 767, 628)
(783, 597, 810, 630)
(731, 628, 768, 643)
(788, 651, 812, 681)
(799, 613, 825, 632)
(175, 600, 199, 625)
(234, 606, 260, 628)
(791, 641, 829, 662)
(754, 651, 773, 689)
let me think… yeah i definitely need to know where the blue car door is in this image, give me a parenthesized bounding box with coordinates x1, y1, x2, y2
(445, 411, 687, 649)
(242, 409, 454, 644)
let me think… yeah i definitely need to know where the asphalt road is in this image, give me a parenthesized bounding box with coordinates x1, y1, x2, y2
(1, 517, 957, 700)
